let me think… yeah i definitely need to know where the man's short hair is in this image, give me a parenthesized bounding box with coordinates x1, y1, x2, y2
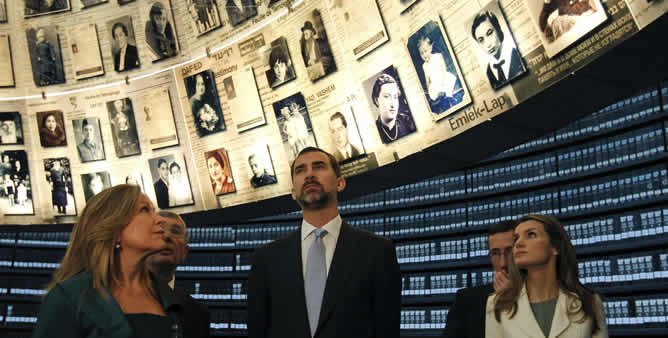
(488, 220, 516, 236)
(290, 147, 341, 180)
(471, 10, 504, 42)
(329, 112, 347, 128)
(158, 210, 188, 241)
(157, 158, 167, 168)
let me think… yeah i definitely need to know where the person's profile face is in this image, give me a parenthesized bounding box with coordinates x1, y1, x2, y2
(158, 162, 169, 180)
(329, 117, 349, 149)
(114, 26, 128, 49)
(418, 39, 433, 63)
(377, 82, 400, 124)
(195, 75, 206, 96)
(120, 194, 165, 253)
(474, 19, 502, 59)
(45, 115, 57, 132)
(249, 156, 264, 178)
(207, 156, 223, 181)
(89, 176, 103, 195)
(303, 29, 313, 40)
(36, 29, 46, 43)
(488, 231, 514, 273)
(273, 59, 287, 82)
(82, 124, 95, 142)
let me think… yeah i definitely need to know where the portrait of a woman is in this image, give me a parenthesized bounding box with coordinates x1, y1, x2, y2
(38, 111, 67, 147)
(205, 149, 235, 195)
(145, 1, 178, 61)
(367, 67, 416, 144)
(186, 70, 224, 136)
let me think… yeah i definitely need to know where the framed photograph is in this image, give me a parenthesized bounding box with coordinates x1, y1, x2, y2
(113, 167, 146, 191)
(407, 19, 471, 119)
(323, 106, 365, 163)
(468, 2, 528, 90)
(106, 98, 141, 157)
(0, 0, 7, 23)
(204, 148, 236, 195)
(138, 87, 179, 149)
(24, 0, 71, 18)
(363, 65, 416, 144)
(72, 117, 105, 162)
(186, 0, 222, 36)
(0, 34, 14, 88)
(225, 0, 257, 27)
(80, 0, 108, 8)
(247, 143, 277, 188)
(265, 37, 296, 89)
(26, 26, 66, 87)
(107, 16, 140, 72)
(148, 154, 194, 209)
(225, 66, 265, 132)
(145, 0, 179, 62)
(272, 93, 317, 163)
(67, 24, 105, 80)
(299, 10, 337, 82)
(184, 70, 225, 136)
(1, 150, 34, 215)
(81, 171, 111, 201)
(328, 0, 388, 59)
(524, 0, 607, 58)
(0, 112, 24, 145)
(37, 110, 67, 147)
(43, 157, 76, 216)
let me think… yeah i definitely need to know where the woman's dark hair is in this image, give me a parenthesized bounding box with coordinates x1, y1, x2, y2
(206, 150, 225, 170)
(169, 162, 181, 173)
(41, 113, 58, 129)
(371, 73, 397, 107)
(471, 10, 504, 42)
(269, 46, 289, 67)
(112, 22, 129, 40)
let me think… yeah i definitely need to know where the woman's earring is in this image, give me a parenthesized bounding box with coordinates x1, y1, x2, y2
(115, 241, 121, 249)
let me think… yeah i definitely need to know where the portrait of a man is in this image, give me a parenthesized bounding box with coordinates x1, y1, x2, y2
(27, 26, 66, 87)
(24, 0, 71, 18)
(108, 17, 140, 72)
(106, 98, 141, 157)
(184, 70, 225, 136)
(73, 118, 105, 162)
(248, 151, 277, 188)
(364, 66, 416, 144)
(0, 112, 23, 145)
(226, 0, 257, 26)
(265, 37, 296, 89)
(299, 10, 336, 81)
(328, 112, 362, 162)
(145, 1, 178, 61)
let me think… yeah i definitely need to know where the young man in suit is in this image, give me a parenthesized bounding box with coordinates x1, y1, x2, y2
(248, 147, 401, 338)
(147, 211, 211, 338)
(154, 159, 170, 209)
(442, 220, 516, 338)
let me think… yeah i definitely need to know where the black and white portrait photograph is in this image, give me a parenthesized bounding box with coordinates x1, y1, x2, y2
(1, 150, 34, 215)
(67, 24, 105, 80)
(324, 107, 364, 162)
(145, 1, 178, 62)
(106, 98, 141, 157)
(44, 157, 76, 216)
(0, 112, 24, 145)
(407, 19, 471, 119)
(272, 92, 317, 162)
(525, 0, 607, 57)
(626, 0, 668, 29)
(185, 69, 225, 136)
(80, 0, 108, 9)
(0, 34, 13, 88)
(468, 3, 527, 90)
(148, 154, 194, 209)
(225, 0, 257, 27)
(0, 0, 7, 23)
(138, 87, 179, 149)
(26, 26, 66, 87)
(247, 143, 277, 188)
(328, 0, 388, 59)
(72, 117, 105, 163)
(363, 65, 416, 144)
(24, 0, 71, 18)
(107, 16, 140, 72)
(81, 171, 111, 202)
(265, 37, 296, 89)
(299, 10, 336, 82)
(205, 148, 236, 196)
(186, 0, 222, 36)
(225, 66, 266, 132)
(37, 110, 67, 147)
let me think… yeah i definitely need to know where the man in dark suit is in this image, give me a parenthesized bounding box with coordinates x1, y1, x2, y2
(442, 220, 516, 338)
(328, 112, 361, 162)
(154, 159, 170, 209)
(147, 211, 210, 338)
(248, 147, 401, 338)
(112, 22, 140, 72)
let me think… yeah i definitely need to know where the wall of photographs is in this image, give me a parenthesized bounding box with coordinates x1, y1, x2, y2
(0, 0, 666, 222)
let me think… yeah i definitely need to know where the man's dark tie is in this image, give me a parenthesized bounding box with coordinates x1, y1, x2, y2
(493, 60, 506, 82)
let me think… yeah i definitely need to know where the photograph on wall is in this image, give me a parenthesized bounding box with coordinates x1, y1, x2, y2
(204, 148, 236, 196)
(81, 171, 111, 201)
(0, 112, 24, 145)
(0, 35, 13, 88)
(468, 2, 528, 90)
(107, 16, 141, 72)
(265, 37, 296, 89)
(224, 66, 265, 132)
(26, 26, 66, 87)
(246, 143, 277, 188)
(1, 150, 34, 215)
(625, 0, 668, 30)
(299, 10, 336, 82)
(323, 106, 365, 163)
(138, 87, 179, 149)
(225, 0, 257, 27)
(185, 69, 225, 136)
(148, 154, 194, 209)
(524, 0, 607, 58)
(44, 157, 76, 216)
(24, 0, 71, 18)
(186, 0, 222, 36)
(106, 98, 141, 157)
(272, 92, 317, 163)
(72, 117, 105, 163)
(327, 0, 388, 59)
(144, 0, 179, 62)
(363, 65, 416, 144)
(113, 167, 145, 191)
(0, 0, 7, 23)
(80, 0, 108, 8)
(37, 110, 67, 147)
(407, 19, 471, 120)
(67, 24, 105, 80)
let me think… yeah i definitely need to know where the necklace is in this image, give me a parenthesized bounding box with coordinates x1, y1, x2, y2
(381, 122, 398, 141)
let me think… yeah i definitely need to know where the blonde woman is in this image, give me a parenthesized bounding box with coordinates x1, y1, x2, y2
(486, 214, 608, 337)
(31, 185, 184, 338)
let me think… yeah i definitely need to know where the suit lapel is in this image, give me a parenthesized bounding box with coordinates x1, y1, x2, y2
(289, 230, 311, 337)
(515, 286, 546, 337)
(548, 290, 571, 338)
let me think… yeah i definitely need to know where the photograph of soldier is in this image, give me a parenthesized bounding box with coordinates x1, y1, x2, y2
(73, 118, 105, 162)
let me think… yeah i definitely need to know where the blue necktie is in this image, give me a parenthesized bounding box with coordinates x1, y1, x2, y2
(305, 228, 328, 337)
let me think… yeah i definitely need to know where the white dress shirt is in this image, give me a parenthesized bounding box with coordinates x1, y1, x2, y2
(486, 41, 514, 81)
(301, 214, 342, 279)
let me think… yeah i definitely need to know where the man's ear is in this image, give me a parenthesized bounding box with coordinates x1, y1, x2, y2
(336, 176, 346, 192)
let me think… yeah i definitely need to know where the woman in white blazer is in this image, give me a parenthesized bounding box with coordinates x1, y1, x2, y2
(485, 214, 608, 338)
